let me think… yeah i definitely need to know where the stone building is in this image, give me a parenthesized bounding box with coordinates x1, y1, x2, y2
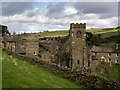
(69, 23, 120, 72)
(69, 23, 89, 70)
(15, 35, 39, 57)
(2, 34, 39, 57)
(90, 46, 120, 71)
(1, 23, 120, 72)
(0, 25, 10, 48)
(38, 39, 59, 62)
(2, 35, 16, 52)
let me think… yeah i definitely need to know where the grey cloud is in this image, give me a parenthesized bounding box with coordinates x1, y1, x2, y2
(74, 2, 117, 14)
(74, 2, 118, 18)
(45, 2, 118, 19)
(2, 2, 34, 16)
(45, 2, 72, 19)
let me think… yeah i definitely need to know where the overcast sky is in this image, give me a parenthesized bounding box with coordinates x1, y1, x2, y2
(1, 2, 119, 34)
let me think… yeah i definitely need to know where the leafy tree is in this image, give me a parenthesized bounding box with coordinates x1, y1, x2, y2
(116, 26, 120, 29)
(86, 32, 94, 47)
(86, 32, 102, 47)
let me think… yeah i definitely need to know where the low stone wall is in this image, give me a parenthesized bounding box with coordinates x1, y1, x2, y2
(3, 49, 120, 89)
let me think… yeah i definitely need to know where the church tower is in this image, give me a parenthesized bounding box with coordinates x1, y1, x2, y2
(70, 23, 88, 70)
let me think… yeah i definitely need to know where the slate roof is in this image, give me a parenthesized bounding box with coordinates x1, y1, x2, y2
(91, 46, 120, 53)
(3, 35, 17, 42)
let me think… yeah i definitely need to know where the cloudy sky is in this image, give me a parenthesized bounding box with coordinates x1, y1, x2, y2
(1, 1, 119, 34)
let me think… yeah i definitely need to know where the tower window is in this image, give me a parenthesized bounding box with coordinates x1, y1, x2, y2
(34, 51, 36, 54)
(116, 53, 118, 57)
(77, 60, 80, 65)
(109, 59, 111, 62)
(108, 53, 111, 56)
(116, 60, 119, 63)
(76, 31, 81, 38)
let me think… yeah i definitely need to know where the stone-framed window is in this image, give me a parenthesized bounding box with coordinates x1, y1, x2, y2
(92, 56, 98, 60)
(116, 53, 118, 57)
(33, 51, 36, 55)
(76, 31, 81, 38)
(109, 59, 111, 62)
(93, 52, 97, 55)
(95, 52, 97, 55)
(23, 38, 26, 40)
(108, 53, 111, 57)
(77, 60, 80, 65)
(116, 60, 119, 63)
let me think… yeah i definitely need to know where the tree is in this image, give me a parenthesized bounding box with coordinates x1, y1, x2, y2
(116, 26, 120, 29)
(86, 32, 102, 47)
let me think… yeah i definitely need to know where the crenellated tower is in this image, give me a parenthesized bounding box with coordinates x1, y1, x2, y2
(70, 23, 89, 70)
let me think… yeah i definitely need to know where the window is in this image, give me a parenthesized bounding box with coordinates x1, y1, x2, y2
(23, 38, 26, 40)
(95, 52, 97, 55)
(76, 31, 81, 38)
(93, 52, 97, 56)
(77, 60, 80, 65)
(109, 59, 111, 62)
(92, 56, 98, 60)
(108, 53, 111, 56)
(117, 60, 119, 63)
(33, 51, 36, 55)
(116, 53, 118, 57)
(116, 60, 119, 63)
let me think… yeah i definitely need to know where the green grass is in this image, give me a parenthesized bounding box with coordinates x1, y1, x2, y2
(93, 63, 120, 80)
(100, 42, 116, 48)
(100, 32, 118, 38)
(31, 28, 118, 39)
(2, 50, 87, 89)
(34, 30, 69, 38)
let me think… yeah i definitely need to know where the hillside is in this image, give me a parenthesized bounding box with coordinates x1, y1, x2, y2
(2, 50, 86, 88)
(31, 28, 118, 39)
(29, 28, 119, 48)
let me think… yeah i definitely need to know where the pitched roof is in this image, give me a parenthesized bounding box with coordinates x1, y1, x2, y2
(91, 46, 120, 53)
(3, 35, 17, 42)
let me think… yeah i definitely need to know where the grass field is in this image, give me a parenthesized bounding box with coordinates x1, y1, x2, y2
(34, 30, 69, 38)
(2, 50, 87, 89)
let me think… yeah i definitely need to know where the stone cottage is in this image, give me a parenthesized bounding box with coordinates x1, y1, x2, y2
(90, 45, 120, 71)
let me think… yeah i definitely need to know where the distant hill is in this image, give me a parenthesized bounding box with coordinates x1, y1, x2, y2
(30, 27, 118, 39)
